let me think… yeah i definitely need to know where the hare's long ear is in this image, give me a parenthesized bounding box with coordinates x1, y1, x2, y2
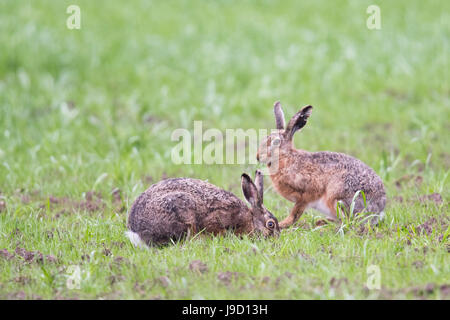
(254, 170, 264, 202)
(241, 173, 262, 208)
(274, 101, 285, 130)
(284, 105, 313, 141)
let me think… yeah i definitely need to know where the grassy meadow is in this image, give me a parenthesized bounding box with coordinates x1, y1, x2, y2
(0, 0, 449, 299)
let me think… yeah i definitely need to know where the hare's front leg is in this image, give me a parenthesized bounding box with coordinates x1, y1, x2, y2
(279, 202, 307, 229)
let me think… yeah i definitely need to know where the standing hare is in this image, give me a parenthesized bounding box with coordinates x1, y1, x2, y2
(126, 170, 280, 246)
(257, 101, 386, 229)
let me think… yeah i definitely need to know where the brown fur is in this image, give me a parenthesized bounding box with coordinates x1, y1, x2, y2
(127, 171, 280, 245)
(257, 102, 386, 228)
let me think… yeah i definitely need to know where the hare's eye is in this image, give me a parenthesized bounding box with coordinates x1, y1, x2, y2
(271, 138, 281, 147)
(266, 220, 275, 229)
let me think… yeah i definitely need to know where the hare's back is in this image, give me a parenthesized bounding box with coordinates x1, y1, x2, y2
(127, 177, 245, 234)
(131, 178, 244, 217)
(146, 178, 241, 204)
(310, 151, 384, 192)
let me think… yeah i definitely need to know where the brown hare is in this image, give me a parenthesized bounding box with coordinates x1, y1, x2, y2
(257, 101, 386, 229)
(126, 170, 280, 246)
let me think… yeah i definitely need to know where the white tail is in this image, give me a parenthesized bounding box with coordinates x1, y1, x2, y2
(125, 230, 147, 248)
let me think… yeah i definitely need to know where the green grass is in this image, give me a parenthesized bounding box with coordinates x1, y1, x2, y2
(0, 0, 449, 299)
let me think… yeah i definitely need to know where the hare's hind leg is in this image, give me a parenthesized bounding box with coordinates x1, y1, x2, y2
(363, 198, 386, 226)
(279, 202, 307, 229)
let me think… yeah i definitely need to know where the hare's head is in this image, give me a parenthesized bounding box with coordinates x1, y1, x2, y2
(241, 170, 280, 237)
(257, 101, 312, 166)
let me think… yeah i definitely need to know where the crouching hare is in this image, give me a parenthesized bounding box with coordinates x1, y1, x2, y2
(257, 101, 386, 229)
(126, 170, 280, 246)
